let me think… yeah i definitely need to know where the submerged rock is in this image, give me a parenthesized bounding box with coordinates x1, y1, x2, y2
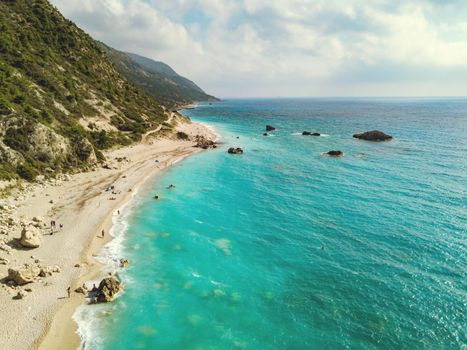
(266, 125, 276, 131)
(228, 147, 243, 154)
(325, 150, 344, 157)
(8, 264, 40, 285)
(302, 131, 320, 136)
(20, 225, 42, 248)
(353, 130, 392, 141)
(95, 276, 122, 303)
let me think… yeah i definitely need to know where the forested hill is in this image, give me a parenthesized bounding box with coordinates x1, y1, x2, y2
(101, 44, 218, 110)
(0, 0, 169, 181)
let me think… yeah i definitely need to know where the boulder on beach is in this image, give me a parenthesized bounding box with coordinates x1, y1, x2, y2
(228, 147, 243, 154)
(194, 135, 216, 149)
(353, 130, 392, 141)
(325, 150, 344, 157)
(95, 276, 122, 303)
(302, 131, 320, 136)
(266, 125, 276, 131)
(19, 225, 42, 248)
(14, 290, 28, 300)
(8, 264, 41, 285)
(75, 286, 87, 294)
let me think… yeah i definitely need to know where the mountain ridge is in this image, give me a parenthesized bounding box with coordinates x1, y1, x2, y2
(0, 0, 213, 182)
(100, 44, 218, 110)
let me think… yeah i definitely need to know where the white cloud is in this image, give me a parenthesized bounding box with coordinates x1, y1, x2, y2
(50, 0, 467, 97)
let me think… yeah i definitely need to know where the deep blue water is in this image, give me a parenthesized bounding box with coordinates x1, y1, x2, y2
(77, 98, 467, 349)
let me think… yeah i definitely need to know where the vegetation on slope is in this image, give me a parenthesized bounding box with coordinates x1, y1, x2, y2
(101, 44, 218, 110)
(0, 0, 167, 180)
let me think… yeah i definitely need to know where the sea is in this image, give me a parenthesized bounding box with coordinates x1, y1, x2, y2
(74, 98, 467, 350)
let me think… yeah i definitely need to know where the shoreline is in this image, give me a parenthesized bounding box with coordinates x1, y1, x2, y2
(0, 117, 217, 350)
(40, 148, 201, 350)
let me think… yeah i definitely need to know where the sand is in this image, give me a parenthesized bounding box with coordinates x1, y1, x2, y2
(0, 118, 216, 350)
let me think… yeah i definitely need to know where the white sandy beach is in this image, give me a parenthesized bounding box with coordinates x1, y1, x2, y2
(0, 118, 216, 350)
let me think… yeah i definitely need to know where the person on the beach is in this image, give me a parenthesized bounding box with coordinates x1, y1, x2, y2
(67, 286, 71, 298)
(101, 229, 105, 238)
(118, 210, 120, 215)
(59, 223, 63, 230)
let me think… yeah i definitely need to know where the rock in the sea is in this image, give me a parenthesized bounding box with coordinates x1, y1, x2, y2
(302, 131, 320, 136)
(20, 225, 42, 248)
(119, 258, 129, 268)
(325, 150, 344, 157)
(353, 130, 392, 141)
(8, 264, 41, 285)
(95, 276, 122, 303)
(228, 147, 243, 154)
(266, 125, 276, 131)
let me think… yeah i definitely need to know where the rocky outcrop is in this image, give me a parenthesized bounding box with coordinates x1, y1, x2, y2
(194, 135, 217, 149)
(228, 147, 243, 154)
(74, 137, 98, 164)
(19, 225, 42, 248)
(7, 264, 41, 285)
(353, 130, 392, 141)
(266, 125, 276, 131)
(95, 276, 122, 303)
(325, 150, 344, 157)
(302, 131, 320, 136)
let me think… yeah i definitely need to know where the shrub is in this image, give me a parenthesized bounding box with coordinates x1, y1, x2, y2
(17, 163, 38, 181)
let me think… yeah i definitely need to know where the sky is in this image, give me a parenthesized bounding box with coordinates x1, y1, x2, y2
(50, 0, 467, 98)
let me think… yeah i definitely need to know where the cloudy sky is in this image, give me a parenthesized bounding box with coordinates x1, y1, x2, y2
(50, 0, 467, 98)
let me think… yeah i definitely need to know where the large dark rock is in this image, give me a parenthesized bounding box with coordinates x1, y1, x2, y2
(228, 147, 243, 154)
(95, 276, 122, 303)
(302, 131, 320, 136)
(353, 130, 392, 141)
(266, 125, 276, 131)
(325, 150, 344, 157)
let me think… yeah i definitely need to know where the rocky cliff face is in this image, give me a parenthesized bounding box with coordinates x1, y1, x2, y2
(0, 0, 174, 181)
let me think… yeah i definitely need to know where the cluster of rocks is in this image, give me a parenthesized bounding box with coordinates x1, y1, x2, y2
(302, 131, 321, 136)
(228, 147, 244, 154)
(194, 135, 217, 149)
(7, 263, 61, 285)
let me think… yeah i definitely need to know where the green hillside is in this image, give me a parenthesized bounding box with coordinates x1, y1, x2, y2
(0, 0, 168, 181)
(101, 44, 218, 109)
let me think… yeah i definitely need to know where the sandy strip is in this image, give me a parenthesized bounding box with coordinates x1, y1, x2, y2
(0, 120, 216, 350)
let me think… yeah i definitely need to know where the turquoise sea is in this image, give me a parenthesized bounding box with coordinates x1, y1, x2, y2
(76, 98, 467, 350)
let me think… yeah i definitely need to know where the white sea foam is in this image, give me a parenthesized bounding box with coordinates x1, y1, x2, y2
(73, 187, 142, 349)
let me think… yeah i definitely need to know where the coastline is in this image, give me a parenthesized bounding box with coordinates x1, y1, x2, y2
(0, 117, 217, 350)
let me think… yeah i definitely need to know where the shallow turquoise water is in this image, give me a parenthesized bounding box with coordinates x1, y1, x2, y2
(78, 98, 466, 349)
